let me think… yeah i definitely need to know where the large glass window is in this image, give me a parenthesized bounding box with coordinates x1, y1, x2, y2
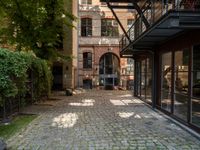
(83, 52, 92, 68)
(146, 58, 152, 104)
(135, 58, 152, 104)
(174, 49, 189, 121)
(161, 52, 172, 112)
(192, 45, 200, 127)
(81, 18, 92, 37)
(141, 60, 146, 100)
(101, 19, 119, 37)
(136, 62, 141, 96)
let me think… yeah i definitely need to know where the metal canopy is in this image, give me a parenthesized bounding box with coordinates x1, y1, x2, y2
(121, 10, 200, 56)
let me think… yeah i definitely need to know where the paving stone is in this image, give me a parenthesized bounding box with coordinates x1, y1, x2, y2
(5, 90, 200, 149)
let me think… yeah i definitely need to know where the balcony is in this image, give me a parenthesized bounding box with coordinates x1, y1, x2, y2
(120, 0, 200, 56)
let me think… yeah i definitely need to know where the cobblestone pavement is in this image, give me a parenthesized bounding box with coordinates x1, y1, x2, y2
(7, 90, 200, 150)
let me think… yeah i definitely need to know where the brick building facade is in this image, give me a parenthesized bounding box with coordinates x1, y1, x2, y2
(78, 0, 135, 89)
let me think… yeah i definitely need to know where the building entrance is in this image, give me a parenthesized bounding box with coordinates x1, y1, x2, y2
(99, 53, 120, 90)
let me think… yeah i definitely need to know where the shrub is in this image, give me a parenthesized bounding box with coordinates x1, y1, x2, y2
(0, 48, 52, 108)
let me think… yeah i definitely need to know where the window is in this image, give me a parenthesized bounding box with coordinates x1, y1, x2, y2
(174, 49, 189, 121)
(192, 45, 200, 127)
(81, 0, 92, 5)
(83, 52, 92, 68)
(81, 18, 92, 37)
(127, 19, 134, 29)
(101, 19, 119, 37)
(161, 52, 172, 112)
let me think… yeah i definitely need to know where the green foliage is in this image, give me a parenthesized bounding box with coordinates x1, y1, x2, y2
(0, 0, 76, 61)
(0, 48, 52, 106)
(0, 49, 31, 105)
(31, 58, 52, 100)
(0, 115, 37, 140)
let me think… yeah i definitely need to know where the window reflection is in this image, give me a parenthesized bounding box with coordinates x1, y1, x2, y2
(146, 58, 152, 104)
(192, 45, 200, 127)
(174, 50, 189, 121)
(141, 60, 146, 99)
(135, 58, 152, 104)
(161, 52, 172, 112)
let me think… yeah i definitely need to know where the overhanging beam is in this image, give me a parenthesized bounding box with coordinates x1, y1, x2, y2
(107, 2, 131, 42)
(110, 5, 135, 9)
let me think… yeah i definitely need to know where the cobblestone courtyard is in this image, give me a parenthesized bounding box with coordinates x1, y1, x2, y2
(7, 90, 200, 149)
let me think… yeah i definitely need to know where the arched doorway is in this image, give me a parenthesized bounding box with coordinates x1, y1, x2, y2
(99, 53, 120, 89)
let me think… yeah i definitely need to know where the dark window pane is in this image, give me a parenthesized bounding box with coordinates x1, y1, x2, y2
(192, 98, 200, 127)
(83, 79, 92, 89)
(193, 71, 200, 97)
(83, 52, 92, 68)
(192, 45, 200, 127)
(81, 18, 92, 37)
(193, 45, 200, 71)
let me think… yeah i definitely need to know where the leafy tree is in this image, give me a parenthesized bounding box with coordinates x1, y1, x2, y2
(0, 0, 75, 61)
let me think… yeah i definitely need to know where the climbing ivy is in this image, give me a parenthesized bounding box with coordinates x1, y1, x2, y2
(0, 48, 52, 107)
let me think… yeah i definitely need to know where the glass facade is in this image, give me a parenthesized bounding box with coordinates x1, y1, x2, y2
(174, 50, 189, 121)
(158, 46, 200, 129)
(192, 45, 200, 127)
(141, 60, 146, 99)
(146, 58, 152, 104)
(130, 44, 200, 132)
(161, 52, 172, 112)
(135, 57, 153, 104)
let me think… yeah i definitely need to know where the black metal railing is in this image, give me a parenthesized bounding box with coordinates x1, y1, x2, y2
(120, 0, 200, 52)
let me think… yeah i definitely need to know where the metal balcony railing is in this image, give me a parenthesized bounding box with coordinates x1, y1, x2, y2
(120, 0, 200, 52)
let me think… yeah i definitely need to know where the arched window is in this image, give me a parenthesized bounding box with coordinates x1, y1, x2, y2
(81, 18, 92, 37)
(83, 52, 92, 68)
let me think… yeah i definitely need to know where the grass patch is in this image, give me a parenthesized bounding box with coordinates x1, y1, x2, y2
(0, 115, 37, 140)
